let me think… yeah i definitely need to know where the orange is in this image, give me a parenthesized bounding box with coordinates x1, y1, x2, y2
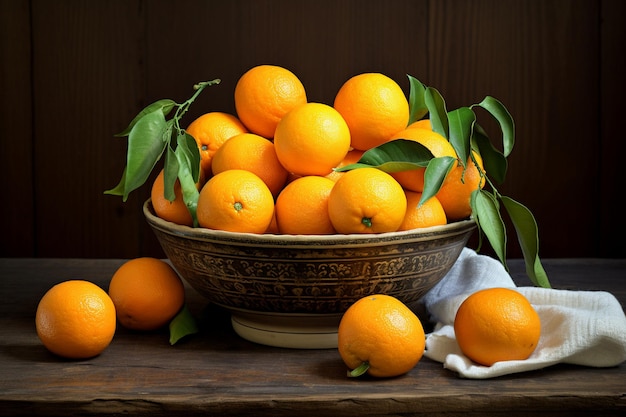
(328, 167, 407, 234)
(408, 119, 432, 130)
(211, 132, 289, 198)
(274, 102, 351, 176)
(388, 127, 457, 193)
(333, 73, 409, 151)
(398, 191, 447, 231)
(234, 65, 307, 138)
(454, 287, 541, 366)
(150, 169, 205, 226)
(275, 175, 336, 235)
(185, 111, 248, 176)
(36, 280, 116, 359)
(325, 149, 364, 182)
(108, 257, 185, 331)
(338, 294, 425, 378)
(436, 151, 486, 221)
(196, 169, 274, 233)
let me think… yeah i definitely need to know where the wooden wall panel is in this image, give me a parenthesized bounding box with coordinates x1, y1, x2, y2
(0, 0, 34, 256)
(600, 0, 626, 258)
(0, 0, 624, 259)
(428, 0, 601, 258)
(30, 0, 147, 257)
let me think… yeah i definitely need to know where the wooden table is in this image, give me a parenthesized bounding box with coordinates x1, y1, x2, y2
(1, 258, 625, 416)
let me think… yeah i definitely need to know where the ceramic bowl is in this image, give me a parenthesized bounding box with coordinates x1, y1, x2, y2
(143, 200, 476, 348)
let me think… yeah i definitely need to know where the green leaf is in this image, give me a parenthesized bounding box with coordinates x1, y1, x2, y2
(475, 96, 515, 157)
(447, 107, 475, 167)
(174, 133, 201, 226)
(407, 75, 428, 125)
(335, 139, 435, 173)
(420, 156, 456, 206)
(169, 304, 199, 345)
(424, 87, 448, 138)
(163, 145, 179, 202)
(472, 190, 507, 269)
(103, 166, 128, 197)
(471, 125, 508, 184)
(115, 99, 176, 137)
(348, 361, 370, 378)
(501, 196, 551, 288)
(121, 109, 169, 201)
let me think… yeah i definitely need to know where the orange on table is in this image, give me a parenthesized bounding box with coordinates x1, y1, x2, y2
(333, 72, 409, 151)
(196, 169, 275, 234)
(151, 169, 205, 226)
(325, 149, 364, 182)
(454, 287, 541, 366)
(275, 175, 336, 235)
(338, 294, 425, 378)
(436, 151, 485, 221)
(185, 111, 248, 176)
(211, 132, 289, 198)
(274, 102, 351, 176)
(234, 64, 307, 138)
(108, 257, 185, 331)
(388, 127, 457, 193)
(36, 280, 116, 359)
(398, 191, 447, 231)
(328, 167, 407, 234)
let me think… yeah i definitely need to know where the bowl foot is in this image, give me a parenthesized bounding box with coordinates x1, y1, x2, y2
(230, 311, 342, 349)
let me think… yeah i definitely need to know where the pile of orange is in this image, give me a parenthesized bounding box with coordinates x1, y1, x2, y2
(150, 64, 487, 235)
(35, 257, 187, 359)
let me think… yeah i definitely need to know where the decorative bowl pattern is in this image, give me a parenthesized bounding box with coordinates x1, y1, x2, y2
(143, 200, 476, 315)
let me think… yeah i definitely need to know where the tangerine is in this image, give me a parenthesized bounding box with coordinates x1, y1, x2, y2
(196, 169, 275, 233)
(211, 132, 288, 197)
(36, 280, 116, 359)
(454, 287, 541, 366)
(275, 175, 336, 235)
(274, 102, 351, 176)
(398, 191, 447, 231)
(334, 73, 409, 151)
(338, 294, 425, 377)
(328, 167, 407, 234)
(108, 257, 185, 331)
(185, 111, 248, 175)
(234, 65, 307, 138)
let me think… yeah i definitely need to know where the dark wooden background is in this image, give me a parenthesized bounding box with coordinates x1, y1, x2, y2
(1, 0, 625, 260)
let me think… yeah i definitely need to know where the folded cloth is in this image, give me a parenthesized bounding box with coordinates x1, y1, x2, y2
(421, 248, 626, 379)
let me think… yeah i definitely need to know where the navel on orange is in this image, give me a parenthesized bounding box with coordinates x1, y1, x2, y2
(36, 280, 116, 359)
(338, 294, 425, 378)
(108, 257, 185, 331)
(454, 287, 541, 366)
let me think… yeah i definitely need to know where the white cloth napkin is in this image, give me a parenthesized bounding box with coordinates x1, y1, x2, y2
(421, 248, 626, 379)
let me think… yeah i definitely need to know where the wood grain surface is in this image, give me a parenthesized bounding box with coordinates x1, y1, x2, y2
(0, 257, 625, 416)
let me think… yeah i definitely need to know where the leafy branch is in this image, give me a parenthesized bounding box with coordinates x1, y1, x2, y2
(105, 79, 221, 226)
(337, 75, 550, 288)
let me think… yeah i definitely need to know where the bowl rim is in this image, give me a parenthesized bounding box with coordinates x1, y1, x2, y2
(143, 199, 476, 248)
